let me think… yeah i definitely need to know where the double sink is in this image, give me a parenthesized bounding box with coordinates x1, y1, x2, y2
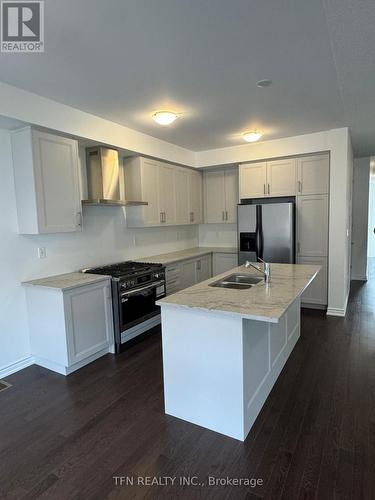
(209, 273, 263, 290)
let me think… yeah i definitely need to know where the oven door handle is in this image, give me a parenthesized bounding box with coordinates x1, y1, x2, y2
(121, 280, 165, 297)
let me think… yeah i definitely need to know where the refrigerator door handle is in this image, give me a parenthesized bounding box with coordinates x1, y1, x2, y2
(255, 205, 264, 260)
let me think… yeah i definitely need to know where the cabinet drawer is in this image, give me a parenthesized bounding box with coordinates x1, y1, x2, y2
(166, 264, 181, 279)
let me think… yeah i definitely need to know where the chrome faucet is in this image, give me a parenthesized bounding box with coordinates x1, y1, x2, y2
(245, 257, 271, 283)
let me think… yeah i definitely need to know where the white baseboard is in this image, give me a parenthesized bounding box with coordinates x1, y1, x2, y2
(327, 293, 349, 317)
(0, 356, 34, 379)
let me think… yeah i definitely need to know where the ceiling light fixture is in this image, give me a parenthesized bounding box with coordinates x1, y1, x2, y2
(152, 111, 179, 126)
(242, 131, 263, 143)
(256, 79, 272, 88)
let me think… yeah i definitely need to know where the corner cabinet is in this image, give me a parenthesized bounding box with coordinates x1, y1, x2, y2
(12, 127, 82, 234)
(124, 156, 202, 227)
(25, 278, 114, 375)
(203, 167, 238, 223)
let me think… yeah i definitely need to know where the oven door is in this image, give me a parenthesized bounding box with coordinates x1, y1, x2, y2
(119, 280, 165, 332)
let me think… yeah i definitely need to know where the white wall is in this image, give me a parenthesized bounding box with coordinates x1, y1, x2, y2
(368, 165, 375, 258)
(0, 128, 198, 376)
(198, 224, 237, 248)
(351, 157, 370, 279)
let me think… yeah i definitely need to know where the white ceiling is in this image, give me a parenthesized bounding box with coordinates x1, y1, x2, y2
(0, 0, 374, 156)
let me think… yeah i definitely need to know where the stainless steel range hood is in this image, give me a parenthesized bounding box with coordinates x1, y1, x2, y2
(82, 147, 147, 207)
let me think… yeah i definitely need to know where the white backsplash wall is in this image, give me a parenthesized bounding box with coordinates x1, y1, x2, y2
(198, 223, 237, 248)
(0, 128, 198, 374)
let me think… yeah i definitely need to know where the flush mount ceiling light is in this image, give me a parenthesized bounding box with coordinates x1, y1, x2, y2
(256, 79, 272, 88)
(152, 111, 179, 126)
(242, 131, 263, 143)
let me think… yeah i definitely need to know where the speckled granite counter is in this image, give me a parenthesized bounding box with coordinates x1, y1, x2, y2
(136, 246, 237, 266)
(157, 263, 320, 323)
(22, 272, 110, 291)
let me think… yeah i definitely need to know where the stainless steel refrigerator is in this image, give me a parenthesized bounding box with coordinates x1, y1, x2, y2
(238, 201, 295, 265)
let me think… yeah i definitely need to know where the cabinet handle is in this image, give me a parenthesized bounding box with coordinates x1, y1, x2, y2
(298, 181, 302, 193)
(76, 212, 82, 227)
(263, 184, 266, 195)
(268, 184, 270, 195)
(297, 242, 301, 254)
(163, 212, 166, 223)
(225, 211, 228, 221)
(160, 212, 163, 223)
(197, 260, 201, 270)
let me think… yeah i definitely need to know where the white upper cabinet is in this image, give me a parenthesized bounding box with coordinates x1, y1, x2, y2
(239, 159, 296, 199)
(297, 194, 329, 257)
(175, 167, 190, 225)
(239, 162, 267, 199)
(204, 169, 226, 223)
(267, 158, 296, 196)
(203, 167, 238, 223)
(158, 163, 176, 224)
(297, 154, 329, 195)
(224, 168, 239, 223)
(123, 157, 160, 226)
(124, 156, 202, 227)
(188, 169, 203, 224)
(12, 127, 82, 234)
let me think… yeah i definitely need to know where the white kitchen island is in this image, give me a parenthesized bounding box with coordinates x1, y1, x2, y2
(157, 263, 320, 441)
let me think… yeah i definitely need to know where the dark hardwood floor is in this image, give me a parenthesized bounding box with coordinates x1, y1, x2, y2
(1, 271, 375, 499)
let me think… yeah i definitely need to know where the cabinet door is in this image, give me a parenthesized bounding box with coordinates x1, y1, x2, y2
(32, 130, 81, 233)
(213, 253, 238, 276)
(196, 255, 212, 282)
(297, 155, 329, 195)
(298, 256, 328, 306)
(189, 170, 203, 224)
(267, 159, 296, 196)
(64, 281, 113, 365)
(180, 260, 197, 289)
(204, 170, 226, 223)
(158, 163, 176, 224)
(174, 168, 190, 225)
(224, 168, 238, 223)
(297, 195, 329, 257)
(140, 159, 161, 225)
(239, 162, 267, 199)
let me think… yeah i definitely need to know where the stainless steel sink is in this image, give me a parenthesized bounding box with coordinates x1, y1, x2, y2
(209, 273, 263, 290)
(222, 274, 263, 285)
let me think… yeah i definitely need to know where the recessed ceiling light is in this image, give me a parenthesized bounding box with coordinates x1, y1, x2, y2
(256, 79, 272, 88)
(242, 131, 263, 143)
(152, 111, 179, 126)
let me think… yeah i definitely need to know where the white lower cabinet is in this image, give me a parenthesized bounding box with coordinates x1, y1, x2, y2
(26, 279, 113, 375)
(298, 256, 328, 307)
(213, 252, 238, 276)
(196, 255, 212, 282)
(165, 254, 213, 295)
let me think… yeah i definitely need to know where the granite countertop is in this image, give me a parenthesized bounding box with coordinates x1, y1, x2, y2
(22, 272, 111, 291)
(136, 246, 237, 266)
(157, 263, 321, 323)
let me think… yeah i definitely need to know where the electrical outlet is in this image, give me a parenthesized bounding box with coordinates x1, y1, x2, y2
(38, 247, 46, 259)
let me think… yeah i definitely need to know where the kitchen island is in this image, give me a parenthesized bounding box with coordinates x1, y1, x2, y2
(157, 263, 320, 441)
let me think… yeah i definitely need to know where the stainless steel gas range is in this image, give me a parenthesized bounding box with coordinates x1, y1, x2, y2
(83, 261, 166, 352)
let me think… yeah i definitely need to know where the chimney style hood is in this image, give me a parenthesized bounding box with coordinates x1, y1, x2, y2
(82, 147, 147, 207)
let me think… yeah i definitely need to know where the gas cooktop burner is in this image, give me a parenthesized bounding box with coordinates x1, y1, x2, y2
(85, 261, 163, 278)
